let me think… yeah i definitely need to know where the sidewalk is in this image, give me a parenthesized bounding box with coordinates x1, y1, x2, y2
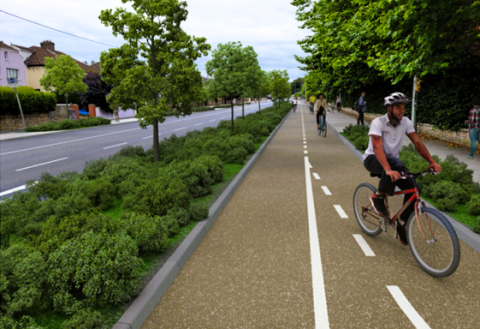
(325, 105, 480, 184)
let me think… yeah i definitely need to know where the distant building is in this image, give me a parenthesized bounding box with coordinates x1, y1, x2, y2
(15, 40, 98, 91)
(0, 41, 28, 87)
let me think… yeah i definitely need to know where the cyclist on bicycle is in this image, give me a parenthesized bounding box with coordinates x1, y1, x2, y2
(363, 92, 442, 245)
(315, 93, 327, 132)
(309, 94, 316, 114)
(292, 97, 298, 112)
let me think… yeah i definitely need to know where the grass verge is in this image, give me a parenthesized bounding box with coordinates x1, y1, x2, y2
(421, 195, 478, 229)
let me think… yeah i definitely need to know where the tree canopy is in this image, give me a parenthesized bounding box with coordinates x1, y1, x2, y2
(80, 73, 112, 111)
(99, 0, 210, 162)
(268, 70, 290, 108)
(40, 55, 87, 111)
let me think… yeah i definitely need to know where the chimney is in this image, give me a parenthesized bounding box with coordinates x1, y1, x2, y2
(40, 40, 55, 52)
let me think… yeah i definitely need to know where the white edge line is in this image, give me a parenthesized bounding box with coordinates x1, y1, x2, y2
(304, 156, 330, 328)
(387, 286, 431, 329)
(321, 186, 332, 196)
(16, 157, 69, 172)
(143, 136, 153, 139)
(353, 234, 375, 257)
(334, 205, 348, 218)
(103, 142, 128, 150)
(0, 183, 32, 196)
(312, 173, 321, 180)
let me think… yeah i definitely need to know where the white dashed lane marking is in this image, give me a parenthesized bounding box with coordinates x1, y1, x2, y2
(321, 186, 332, 195)
(304, 151, 308, 154)
(334, 205, 348, 218)
(174, 127, 186, 131)
(16, 157, 69, 171)
(312, 173, 321, 180)
(387, 286, 431, 329)
(304, 145, 307, 149)
(353, 234, 375, 256)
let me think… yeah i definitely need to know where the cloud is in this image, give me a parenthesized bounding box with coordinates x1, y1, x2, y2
(0, 0, 310, 80)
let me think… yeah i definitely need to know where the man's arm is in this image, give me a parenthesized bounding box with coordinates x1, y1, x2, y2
(407, 132, 442, 172)
(371, 135, 402, 182)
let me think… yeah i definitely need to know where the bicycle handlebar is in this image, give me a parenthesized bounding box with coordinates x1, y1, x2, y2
(400, 168, 437, 180)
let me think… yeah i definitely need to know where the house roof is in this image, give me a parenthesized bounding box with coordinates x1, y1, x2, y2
(88, 62, 101, 74)
(23, 43, 91, 72)
(0, 41, 17, 51)
(11, 44, 34, 53)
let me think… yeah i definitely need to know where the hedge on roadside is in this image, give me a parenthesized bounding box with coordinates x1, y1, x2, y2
(0, 86, 56, 116)
(25, 117, 111, 132)
(0, 102, 292, 328)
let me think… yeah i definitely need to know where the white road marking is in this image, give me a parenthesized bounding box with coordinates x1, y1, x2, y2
(209, 119, 217, 122)
(353, 234, 375, 256)
(321, 186, 332, 195)
(304, 145, 307, 149)
(334, 205, 348, 218)
(195, 123, 204, 126)
(312, 173, 321, 180)
(0, 128, 140, 156)
(103, 142, 128, 150)
(0, 182, 36, 196)
(304, 141, 307, 144)
(143, 136, 152, 139)
(387, 286, 431, 329)
(16, 157, 69, 172)
(174, 127, 186, 131)
(304, 150, 308, 154)
(304, 156, 330, 328)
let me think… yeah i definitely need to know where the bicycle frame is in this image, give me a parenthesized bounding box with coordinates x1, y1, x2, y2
(362, 186, 435, 242)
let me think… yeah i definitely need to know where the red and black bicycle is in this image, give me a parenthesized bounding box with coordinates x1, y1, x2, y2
(353, 169, 460, 277)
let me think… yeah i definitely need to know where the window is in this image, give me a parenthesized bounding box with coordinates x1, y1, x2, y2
(7, 69, 18, 80)
(4, 51, 8, 60)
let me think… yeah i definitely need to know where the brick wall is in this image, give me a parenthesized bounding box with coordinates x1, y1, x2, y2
(0, 113, 50, 131)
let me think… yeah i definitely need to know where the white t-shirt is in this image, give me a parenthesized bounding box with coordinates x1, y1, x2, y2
(363, 114, 415, 160)
(293, 99, 298, 105)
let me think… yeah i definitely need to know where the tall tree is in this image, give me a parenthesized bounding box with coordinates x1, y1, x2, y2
(80, 73, 112, 111)
(40, 55, 87, 113)
(268, 70, 290, 109)
(99, 0, 210, 162)
(240, 47, 262, 118)
(253, 70, 270, 112)
(206, 42, 254, 131)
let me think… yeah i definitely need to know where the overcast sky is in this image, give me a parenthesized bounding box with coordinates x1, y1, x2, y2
(1, 0, 310, 81)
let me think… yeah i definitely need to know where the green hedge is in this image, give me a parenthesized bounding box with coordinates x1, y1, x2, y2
(0, 102, 292, 328)
(0, 86, 56, 116)
(24, 117, 111, 132)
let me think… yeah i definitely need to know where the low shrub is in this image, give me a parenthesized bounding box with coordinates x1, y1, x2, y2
(121, 212, 168, 252)
(474, 218, 480, 234)
(225, 147, 248, 165)
(116, 145, 146, 158)
(0, 86, 56, 115)
(53, 194, 93, 219)
(429, 181, 470, 204)
(165, 159, 214, 198)
(354, 136, 369, 150)
(61, 309, 104, 329)
(60, 119, 80, 130)
(195, 155, 223, 182)
(437, 198, 458, 212)
(229, 134, 255, 154)
(167, 207, 190, 227)
(122, 176, 191, 217)
(202, 138, 232, 161)
(162, 214, 179, 237)
(189, 204, 209, 221)
(70, 178, 115, 210)
(82, 158, 108, 180)
(467, 195, 480, 216)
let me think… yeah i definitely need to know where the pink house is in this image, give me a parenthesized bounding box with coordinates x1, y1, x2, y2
(0, 41, 27, 87)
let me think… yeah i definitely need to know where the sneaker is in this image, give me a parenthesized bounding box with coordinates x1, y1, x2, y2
(370, 193, 389, 217)
(467, 155, 474, 160)
(396, 223, 408, 246)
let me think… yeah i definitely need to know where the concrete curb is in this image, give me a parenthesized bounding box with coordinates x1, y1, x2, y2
(329, 122, 480, 253)
(112, 109, 292, 329)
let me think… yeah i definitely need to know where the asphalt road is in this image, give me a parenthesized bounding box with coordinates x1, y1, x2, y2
(141, 103, 480, 329)
(0, 102, 273, 197)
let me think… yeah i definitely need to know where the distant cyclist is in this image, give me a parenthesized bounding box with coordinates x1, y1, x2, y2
(315, 93, 327, 132)
(309, 94, 316, 114)
(292, 97, 298, 112)
(363, 92, 441, 245)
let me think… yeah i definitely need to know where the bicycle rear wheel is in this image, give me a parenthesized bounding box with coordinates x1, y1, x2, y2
(321, 122, 327, 137)
(407, 207, 460, 277)
(353, 183, 382, 236)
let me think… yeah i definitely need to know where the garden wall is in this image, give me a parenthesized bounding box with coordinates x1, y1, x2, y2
(341, 107, 474, 149)
(0, 113, 50, 131)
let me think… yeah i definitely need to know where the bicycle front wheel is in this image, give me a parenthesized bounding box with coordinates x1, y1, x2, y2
(407, 207, 460, 277)
(353, 183, 382, 236)
(322, 122, 327, 137)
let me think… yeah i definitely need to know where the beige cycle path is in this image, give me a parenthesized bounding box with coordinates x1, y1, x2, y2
(142, 104, 480, 328)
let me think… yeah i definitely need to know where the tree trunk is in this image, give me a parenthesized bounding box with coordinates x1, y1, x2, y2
(153, 119, 160, 162)
(258, 95, 261, 112)
(66, 94, 69, 113)
(242, 95, 244, 119)
(231, 101, 234, 132)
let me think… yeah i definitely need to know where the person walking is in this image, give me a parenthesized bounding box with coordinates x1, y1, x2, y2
(113, 106, 120, 122)
(467, 98, 480, 159)
(336, 95, 342, 112)
(357, 92, 367, 125)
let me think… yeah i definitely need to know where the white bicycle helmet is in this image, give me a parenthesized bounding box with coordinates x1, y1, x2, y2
(384, 92, 410, 106)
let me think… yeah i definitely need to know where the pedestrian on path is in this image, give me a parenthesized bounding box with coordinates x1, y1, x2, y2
(357, 92, 367, 125)
(336, 95, 342, 112)
(113, 106, 120, 122)
(467, 97, 480, 159)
